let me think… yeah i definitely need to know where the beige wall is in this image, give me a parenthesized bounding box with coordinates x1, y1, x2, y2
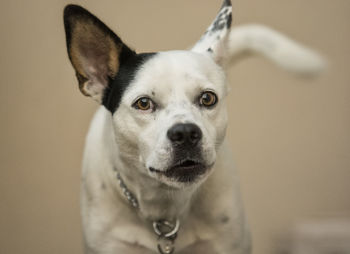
(0, 0, 349, 253)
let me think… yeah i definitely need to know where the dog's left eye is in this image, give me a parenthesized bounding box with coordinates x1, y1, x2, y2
(199, 91, 218, 108)
(133, 97, 155, 111)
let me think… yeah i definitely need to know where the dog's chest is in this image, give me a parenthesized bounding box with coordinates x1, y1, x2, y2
(101, 212, 229, 253)
(82, 181, 234, 253)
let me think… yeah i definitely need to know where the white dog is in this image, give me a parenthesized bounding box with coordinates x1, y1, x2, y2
(63, 1, 324, 253)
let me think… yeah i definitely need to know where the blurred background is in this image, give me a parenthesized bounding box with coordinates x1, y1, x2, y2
(1, 0, 349, 253)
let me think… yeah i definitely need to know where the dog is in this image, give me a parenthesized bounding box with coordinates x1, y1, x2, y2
(63, 1, 324, 253)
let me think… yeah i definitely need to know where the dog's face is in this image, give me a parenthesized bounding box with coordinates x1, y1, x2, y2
(64, 1, 232, 187)
(113, 51, 228, 187)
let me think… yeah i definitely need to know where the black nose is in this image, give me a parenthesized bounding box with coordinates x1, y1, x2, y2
(167, 123, 202, 146)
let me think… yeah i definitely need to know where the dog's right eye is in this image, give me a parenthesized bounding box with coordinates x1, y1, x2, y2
(133, 97, 155, 112)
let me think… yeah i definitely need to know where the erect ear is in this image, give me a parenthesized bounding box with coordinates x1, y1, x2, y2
(191, 0, 232, 66)
(63, 5, 135, 103)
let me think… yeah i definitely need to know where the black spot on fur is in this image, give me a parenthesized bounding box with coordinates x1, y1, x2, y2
(211, 10, 232, 32)
(102, 53, 156, 114)
(222, 0, 232, 8)
(226, 13, 232, 28)
(209, 0, 232, 33)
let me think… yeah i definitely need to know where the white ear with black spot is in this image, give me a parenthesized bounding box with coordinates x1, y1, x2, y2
(191, 0, 232, 66)
(63, 5, 135, 103)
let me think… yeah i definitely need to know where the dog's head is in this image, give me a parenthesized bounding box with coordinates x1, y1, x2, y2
(64, 1, 232, 187)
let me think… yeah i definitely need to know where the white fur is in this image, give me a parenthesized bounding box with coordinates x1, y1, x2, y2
(228, 24, 326, 74)
(81, 50, 251, 253)
(82, 108, 251, 254)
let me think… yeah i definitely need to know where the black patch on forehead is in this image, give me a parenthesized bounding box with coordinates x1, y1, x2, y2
(102, 52, 156, 114)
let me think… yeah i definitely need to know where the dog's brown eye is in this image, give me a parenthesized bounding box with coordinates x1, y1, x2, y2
(199, 91, 217, 107)
(134, 97, 154, 111)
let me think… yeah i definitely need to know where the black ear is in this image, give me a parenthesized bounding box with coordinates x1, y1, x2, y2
(63, 5, 135, 102)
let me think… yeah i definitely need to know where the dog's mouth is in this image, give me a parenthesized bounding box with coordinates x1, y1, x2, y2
(149, 159, 208, 183)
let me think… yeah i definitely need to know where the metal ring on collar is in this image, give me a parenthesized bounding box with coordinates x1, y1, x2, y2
(153, 219, 180, 238)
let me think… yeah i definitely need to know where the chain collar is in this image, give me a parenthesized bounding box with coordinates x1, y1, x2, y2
(116, 172, 139, 208)
(114, 169, 180, 254)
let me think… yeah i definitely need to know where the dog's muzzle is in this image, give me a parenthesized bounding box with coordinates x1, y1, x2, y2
(150, 123, 209, 183)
